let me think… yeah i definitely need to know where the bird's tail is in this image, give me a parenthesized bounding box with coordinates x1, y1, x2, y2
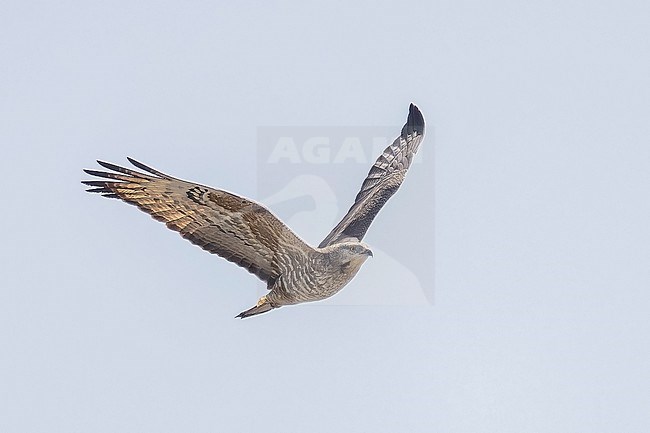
(235, 298, 277, 319)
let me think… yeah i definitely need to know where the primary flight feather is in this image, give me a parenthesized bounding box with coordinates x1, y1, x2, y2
(83, 104, 425, 318)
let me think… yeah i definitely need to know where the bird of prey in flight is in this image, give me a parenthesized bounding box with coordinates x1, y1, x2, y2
(83, 104, 425, 318)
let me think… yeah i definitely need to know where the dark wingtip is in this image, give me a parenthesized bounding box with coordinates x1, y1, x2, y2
(126, 157, 169, 178)
(402, 103, 425, 137)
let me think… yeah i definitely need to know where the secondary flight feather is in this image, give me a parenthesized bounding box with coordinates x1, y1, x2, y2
(83, 104, 425, 318)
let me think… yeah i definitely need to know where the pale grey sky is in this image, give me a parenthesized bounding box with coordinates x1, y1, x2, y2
(1, 1, 649, 432)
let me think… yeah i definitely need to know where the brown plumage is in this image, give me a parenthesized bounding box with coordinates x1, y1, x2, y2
(82, 104, 425, 318)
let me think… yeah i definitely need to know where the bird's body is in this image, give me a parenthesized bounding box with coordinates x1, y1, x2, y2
(256, 242, 373, 316)
(83, 104, 425, 318)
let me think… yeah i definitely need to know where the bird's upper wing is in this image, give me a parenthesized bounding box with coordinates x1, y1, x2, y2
(83, 158, 311, 283)
(319, 104, 425, 248)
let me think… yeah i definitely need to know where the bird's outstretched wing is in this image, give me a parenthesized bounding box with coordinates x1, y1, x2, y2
(319, 103, 425, 248)
(83, 158, 311, 283)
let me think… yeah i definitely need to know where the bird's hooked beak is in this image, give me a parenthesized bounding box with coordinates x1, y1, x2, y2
(365, 249, 374, 258)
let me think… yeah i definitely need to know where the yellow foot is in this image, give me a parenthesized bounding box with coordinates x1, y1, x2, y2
(256, 296, 267, 307)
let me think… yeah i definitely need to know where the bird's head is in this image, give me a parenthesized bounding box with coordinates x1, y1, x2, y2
(344, 241, 374, 259)
(322, 240, 373, 267)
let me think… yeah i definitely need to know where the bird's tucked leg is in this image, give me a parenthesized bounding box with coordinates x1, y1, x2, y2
(235, 296, 276, 319)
